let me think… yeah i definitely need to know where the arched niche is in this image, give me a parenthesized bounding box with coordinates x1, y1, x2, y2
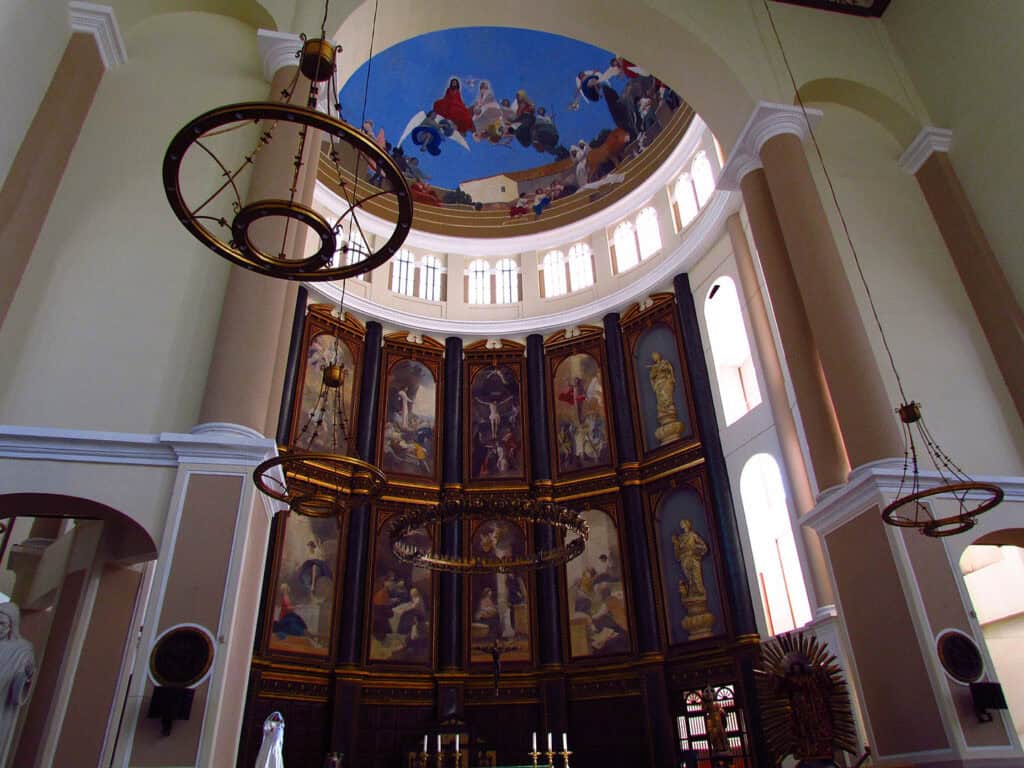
(797, 77, 922, 147)
(106, 0, 277, 33)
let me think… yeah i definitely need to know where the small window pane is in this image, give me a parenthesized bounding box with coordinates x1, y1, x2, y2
(692, 151, 715, 207)
(568, 243, 594, 291)
(421, 255, 442, 302)
(636, 207, 661, 260)
(468, 259, 490, 305)
(543, 250, 566, 297)
(674, 174, 699, 228)
(613, 221, 639, 273)
(496, 258, 518, 304)
(391, 249, 415, 296)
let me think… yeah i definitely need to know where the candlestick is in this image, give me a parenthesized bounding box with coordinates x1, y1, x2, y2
(528, 750, 541, 768)
(545, 750, 555, 768)
(560, 749, 572, 768)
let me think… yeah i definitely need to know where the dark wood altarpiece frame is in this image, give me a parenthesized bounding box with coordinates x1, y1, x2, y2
(558, 492, 637, 664)
(375, 333, 446, 488)
(363, 503, 440, 671)
(643, 468, 734, 655)
(462, 339, 531, 489)
(543, 326, 617, 484)
(620, 294, 701, 463)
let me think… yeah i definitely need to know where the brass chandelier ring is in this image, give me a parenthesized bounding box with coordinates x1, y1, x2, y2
(231, 198, 336, 272)
(881, 481, 1004, 536)
(164, 101, 413, 282)
(254, 452, 387, 517)
(389, 495, 589, 574)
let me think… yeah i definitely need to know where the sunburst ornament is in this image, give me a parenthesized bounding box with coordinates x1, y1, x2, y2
(755, 631, 858, 766)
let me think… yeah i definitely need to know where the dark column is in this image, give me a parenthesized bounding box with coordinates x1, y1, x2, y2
(602, 313, 660, 654)
(275, 286, 308, 445)
(338, 320, 383, 665)
(440, 336, 464, 670)
(527, 333, 562, 667)
(672, 275, 756, 636)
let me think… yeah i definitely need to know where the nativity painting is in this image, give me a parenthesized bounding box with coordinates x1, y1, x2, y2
(381, 358, 438, 478)
(268, 515, 340, 657)
(469, 520, 532, 664)
(468, 364, 525, 481)
(552, 352, 611, 475)
(294, 332, 357, 452)
(368, 512, 433, 665)
(565, 508, 630, 658)
(339, 27, 686, 221)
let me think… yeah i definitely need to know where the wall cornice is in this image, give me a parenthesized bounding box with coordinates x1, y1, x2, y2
(717, 101, 823, 191)
(68, 2, 126, 69)
(897, 127, 953, 175)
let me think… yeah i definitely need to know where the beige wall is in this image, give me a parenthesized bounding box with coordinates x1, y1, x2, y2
(884, 0, 1024, 307)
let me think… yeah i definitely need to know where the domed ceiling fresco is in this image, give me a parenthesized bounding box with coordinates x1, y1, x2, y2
(333, 27, 694, 237)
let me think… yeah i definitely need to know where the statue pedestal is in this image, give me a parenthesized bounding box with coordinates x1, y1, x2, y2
(680, 595, 715, 639)
(655, 419, 684, 445)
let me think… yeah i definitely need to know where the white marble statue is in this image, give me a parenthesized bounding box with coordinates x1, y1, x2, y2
(255, 711, 285, 768)
(0, 602, 35, 765)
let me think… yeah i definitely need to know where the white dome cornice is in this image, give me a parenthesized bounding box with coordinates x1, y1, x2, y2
(68, 2, 126, 69)
(897, 127, 953, 175)
(717, 101, 823, 191)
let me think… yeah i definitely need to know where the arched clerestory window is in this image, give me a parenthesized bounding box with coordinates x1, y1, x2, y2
(704, 276, 761, 425)
(543, 250, 566, 297)
(467, 259, 490, 304)
(567, 243, 594, 291)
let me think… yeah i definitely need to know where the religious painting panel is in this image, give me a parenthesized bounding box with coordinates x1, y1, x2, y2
(464, 346, 528, 483)
(377, 340, 444, 481)
(266, 514, 344, 657)
(367, 508, 435, 666)
(468, 519, 533, 665)
(545, 331, 614, 480)
(288, 306, 365, 452)
(621, 295, 698, 458)
(652, 482, 725, 645)
(563, 505, 631, 659)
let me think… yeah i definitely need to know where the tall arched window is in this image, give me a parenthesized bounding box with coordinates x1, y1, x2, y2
(636, 207, 661, 260)
(692, 151, 715, 207)
(496, 258, 518, 304)
(613, 221, 639, 273)
(468, 259, 490, 305)
(673, 174, 699, 230)
(568, 243, 594, 291)
(420, 254, 442, 302)
(740, 454, 811, 635)
(391, 248, 416, 296)
(543, 250, 566, 297)
(704, 276, 762, 425)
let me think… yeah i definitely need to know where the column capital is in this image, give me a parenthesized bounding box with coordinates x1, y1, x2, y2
(897, 126, 953, 175)
(257, 28, 302, 83)
(68, 2, 126, 69)
(718, 101, 822, 190)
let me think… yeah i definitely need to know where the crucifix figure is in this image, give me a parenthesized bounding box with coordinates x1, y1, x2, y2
(473, 639, 515, 696)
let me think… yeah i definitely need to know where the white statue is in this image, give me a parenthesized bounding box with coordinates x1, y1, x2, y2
(255, 711, 285, 768)
(0, 602, 35, 764)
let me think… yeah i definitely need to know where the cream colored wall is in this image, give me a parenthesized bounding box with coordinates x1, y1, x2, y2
(803, 104, 1024, 476)
(0, 0, 72, 186)
(884, 0, 1024, 307)
(0, 12, 268, 434)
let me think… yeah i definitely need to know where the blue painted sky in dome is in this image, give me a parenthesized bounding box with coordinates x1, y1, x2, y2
(338, 27, 634, 190)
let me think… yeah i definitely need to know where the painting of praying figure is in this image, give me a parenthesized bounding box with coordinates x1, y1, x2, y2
(295, 333, 357, 452)
(469, 364, 525, 480)
(268, 515, 340, 657)
(469, 521, 532, 664)
(381, 359, 437, 477)
(368, 512, 433, 665)
(633, 323, 692, 453)
(552, 353, 611, 475)
(565, 508, 630, 658)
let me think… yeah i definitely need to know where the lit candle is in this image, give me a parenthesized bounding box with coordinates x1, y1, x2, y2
(547, 732, 552, 752)
(423, 735, 428, 754)
(437, 734, 442, 753)
(562, 733, 568, 751)
(532, 732, 537, 752)
(456, 734, 460, 753)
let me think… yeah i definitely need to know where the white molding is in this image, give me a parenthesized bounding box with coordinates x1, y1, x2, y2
(68, 2, 126, 69)
(717, 101, 823, 191)
(315, 115, 709, 258)
(257, 29, 301, 83)
(311, 188, 741, 336)
(898, 127, 953, 175)
(802, 459, 1024, 537)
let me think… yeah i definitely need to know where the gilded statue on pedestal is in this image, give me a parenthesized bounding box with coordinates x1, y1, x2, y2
(647, 352, 684, 445)
(672, 519, 715, 639)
